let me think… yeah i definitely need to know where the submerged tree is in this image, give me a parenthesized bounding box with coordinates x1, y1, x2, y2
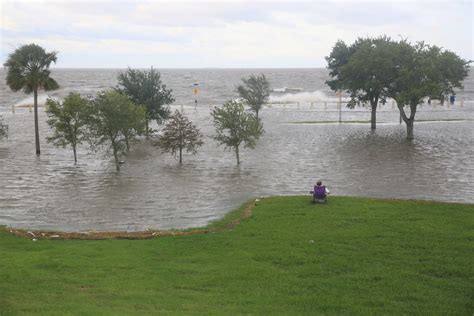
(116, 67, 174, 138)
(46, 92, 91, 163)
(4, 43, 59, 154)
(211, 100, 263, 165)
(0, 118, 7, 139)
(120, 97, 146, 151)
(326, 36, 398, 130)
(389, 41, 470, 140)
(88, 90, 146, 171)
(158, 110, 204, 164)
(236, 74, 271, 121)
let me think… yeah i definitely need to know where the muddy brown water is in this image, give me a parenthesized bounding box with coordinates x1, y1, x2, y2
(0, 69, 473, 231)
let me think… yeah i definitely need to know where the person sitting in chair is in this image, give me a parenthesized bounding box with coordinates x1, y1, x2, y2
(312, 181, 330, 203)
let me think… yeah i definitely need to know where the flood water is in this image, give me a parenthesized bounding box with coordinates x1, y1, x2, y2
(0, 69, 473, 231)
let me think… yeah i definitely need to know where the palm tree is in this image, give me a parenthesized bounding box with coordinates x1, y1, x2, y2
(4, 44, 59, 154)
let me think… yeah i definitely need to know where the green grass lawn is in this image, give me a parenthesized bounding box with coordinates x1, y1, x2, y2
(1, 196, 473, 315)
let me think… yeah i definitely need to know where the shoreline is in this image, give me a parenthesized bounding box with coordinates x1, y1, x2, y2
(1, 199, 256, 240)
(2, 196, 472, 240)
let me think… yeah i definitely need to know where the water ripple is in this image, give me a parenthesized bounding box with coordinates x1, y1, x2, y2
(1, 70, 473, 231)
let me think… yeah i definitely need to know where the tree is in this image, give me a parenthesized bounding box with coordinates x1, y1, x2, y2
(116, 67, 174, 138)
(46, 92, 91, 163)
(236, 74, 271, 121)
(211, 100, 263, 165)
(389, 41, 470, 140)
(326, 36, 398, 130)
(0, 118, 7, 139)
(115, 91, 146, 151)
(4, 43, 59, 154)
(88, 90, 146, 171)
(121, 104, 146, 152)
(158, 110, 204, 164)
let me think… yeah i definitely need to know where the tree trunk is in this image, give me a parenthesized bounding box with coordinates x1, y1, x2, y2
(145, 120, 149, 139)
(235, 146, 240, 165)
(125, 135, 130, 151)
(397, 102, 416, 140)
(406, 119, 414, 140)
(34, 89, 41, 155)
(370, 98, 378, 130)
(112, 143, 120, 171)
(73, 146, 77, 164)
(178, 131, 183, 164)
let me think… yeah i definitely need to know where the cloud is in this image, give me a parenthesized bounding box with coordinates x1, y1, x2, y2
(1, 0, 472, 67)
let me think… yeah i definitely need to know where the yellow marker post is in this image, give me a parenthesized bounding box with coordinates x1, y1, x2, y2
(193, 84, 199, 110)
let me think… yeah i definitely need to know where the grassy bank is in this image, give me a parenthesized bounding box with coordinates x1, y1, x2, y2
(1, 196, 473, 314)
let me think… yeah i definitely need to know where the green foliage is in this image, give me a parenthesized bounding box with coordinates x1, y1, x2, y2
(46, 92, 91, 163)
(388, 41, 470, 139)
(326, 36, 470, 135)
(88, 90, 146, 171)
(236, 74, 271, 119)
(0, 196, 473, 314)
(390, 42, 470, 107)
(211, 100, 263, 164)
(3, 43, 59, 154)
(0, 118, 7, 139)
(120, 102, 146, 152)
(158, 110, 204, 163)
(326, 36, 397, 129)
(3, 43, 59, 94)
(116, 67, 174, 135)
(325, 40, 358, 91)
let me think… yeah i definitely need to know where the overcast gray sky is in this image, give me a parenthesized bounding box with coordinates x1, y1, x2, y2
(1, 0, 472, 68)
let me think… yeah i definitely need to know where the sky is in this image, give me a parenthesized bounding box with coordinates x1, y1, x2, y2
(0, 0, 472, 68)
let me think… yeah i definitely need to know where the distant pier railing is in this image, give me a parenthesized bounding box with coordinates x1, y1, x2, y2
(8, 98, 474, 117)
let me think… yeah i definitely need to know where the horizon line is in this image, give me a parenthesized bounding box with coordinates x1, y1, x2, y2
(34, 66, 328, 70)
